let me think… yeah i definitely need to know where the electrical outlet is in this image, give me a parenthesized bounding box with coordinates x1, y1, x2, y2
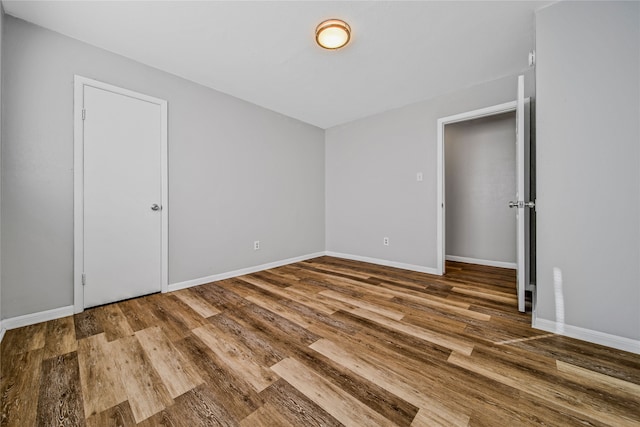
(383, 237, 389, 246)
(416, 172, 423, 182)
(254, 240, 260, 250)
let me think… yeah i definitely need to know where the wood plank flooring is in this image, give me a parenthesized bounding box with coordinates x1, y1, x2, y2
(2, 257, 639, 426)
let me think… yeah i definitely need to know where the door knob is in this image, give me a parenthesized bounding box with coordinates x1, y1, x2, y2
(151, 204, 161, 211)
(509, 201, 536, 209)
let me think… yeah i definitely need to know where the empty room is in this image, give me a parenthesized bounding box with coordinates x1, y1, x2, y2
(1, 1, 638, 426)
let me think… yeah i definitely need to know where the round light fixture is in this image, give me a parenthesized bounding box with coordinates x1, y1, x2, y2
(315, 19, 351, 50)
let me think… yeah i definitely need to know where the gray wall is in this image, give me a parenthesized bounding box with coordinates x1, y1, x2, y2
(0, 6, 4, 326)
(536, 1, 640, 340)
(445, 112, 516, 265)
(326, 72, 533, 268)
(1, 16, 325, 319)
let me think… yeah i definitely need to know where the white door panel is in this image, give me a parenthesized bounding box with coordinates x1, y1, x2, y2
(83, 85, 162, 308)
(515, 74, 527, 312)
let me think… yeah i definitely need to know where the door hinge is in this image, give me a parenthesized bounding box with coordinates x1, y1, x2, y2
(82, 109, 86, 120)
(82, 273, 86, 286)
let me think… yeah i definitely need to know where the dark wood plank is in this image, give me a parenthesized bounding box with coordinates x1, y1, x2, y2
(118, 298, 160, 332)
(207, 314, 287, 367)
(257, 379, 342, 427)
(291, 344, 419, 426)
(74, 309, 104, 341)
(43, 316, 77, 359)
(1, 349, 44, 427)
(1, 323, 46, 358)
(140, 385, 237, 427)
(96, 305, 134, 342)
(35, 352, 85, 426)
(174, 335, 263, 421)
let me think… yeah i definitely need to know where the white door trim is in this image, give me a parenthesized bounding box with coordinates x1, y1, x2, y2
(73, 75, 168, 313)
(436, 100, 522, 276)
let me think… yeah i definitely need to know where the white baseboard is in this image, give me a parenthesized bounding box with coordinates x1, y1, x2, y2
(533, 317, 640, 355)
(0, 253, 326, 338)
(446, 255, 516, 270)
(1, 305, 75, 333)
(168, 251, 326, 292)
(325, 251, 440, 275)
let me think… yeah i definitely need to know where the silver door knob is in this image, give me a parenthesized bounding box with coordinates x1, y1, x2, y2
(509, 201, 535, 209)
(151, 204, 161, 211)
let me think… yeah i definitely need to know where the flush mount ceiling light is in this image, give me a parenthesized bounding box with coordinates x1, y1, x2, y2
(315, 19, 351, 50)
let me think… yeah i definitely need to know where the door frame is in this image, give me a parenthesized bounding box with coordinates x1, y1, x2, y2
(73, 75, 168, 313)
(436, 99, 527, 276)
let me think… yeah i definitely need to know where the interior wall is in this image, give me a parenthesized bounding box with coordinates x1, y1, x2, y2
(535, 1, 640, 342)
(0, 5, 4, 328)
(445, 112, 516, 266)
(1, 16, 325, 319)
(326, 71, 533, 270)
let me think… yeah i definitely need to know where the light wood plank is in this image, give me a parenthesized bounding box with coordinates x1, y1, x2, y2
(448, 351, 640, 427)
(320, 289, 405, 320)
(172, 288, 222, 318)
(85, 401, 136, 427)
(192, 323, 278, 392)
(411, 407, 469, 427)
(77, 333, 127, 418)
(310, 338, 471, 427)
(287, 285, 360, 312)
(394, 291, 491, 321)
(237, 276, 337, 315)
(271, 357, 399, 427)
(136, 326, 204, 398)
(451, 286, 517, 303)
(556, 359, 640, 398)
(112, 335, 173, 422)
(350, 307, 475, 355)
(244, 294, 314, 329)
(240, 403, 297, 427)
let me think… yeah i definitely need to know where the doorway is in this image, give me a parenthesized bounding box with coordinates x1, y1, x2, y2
(436, 78, 532, 312)
(73, 76, 168, 312)
(444, 112, 517, 270)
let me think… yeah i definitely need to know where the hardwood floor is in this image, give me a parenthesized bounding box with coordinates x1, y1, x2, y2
(2, 257, 639, 426)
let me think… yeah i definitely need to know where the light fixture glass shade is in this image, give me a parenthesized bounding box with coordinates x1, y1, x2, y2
(316, 19, 351, 50)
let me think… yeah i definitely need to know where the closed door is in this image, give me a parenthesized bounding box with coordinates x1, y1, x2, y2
(79, 79, 166, 308)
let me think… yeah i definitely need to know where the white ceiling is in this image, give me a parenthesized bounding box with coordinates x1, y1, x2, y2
(2, 1, 551, 129)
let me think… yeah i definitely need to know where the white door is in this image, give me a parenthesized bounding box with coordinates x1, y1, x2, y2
(513, 74, 530, 312)
(77, 78, 167, 309)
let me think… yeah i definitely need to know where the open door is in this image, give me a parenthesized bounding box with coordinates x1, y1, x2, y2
(511, 74, 532, 312)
